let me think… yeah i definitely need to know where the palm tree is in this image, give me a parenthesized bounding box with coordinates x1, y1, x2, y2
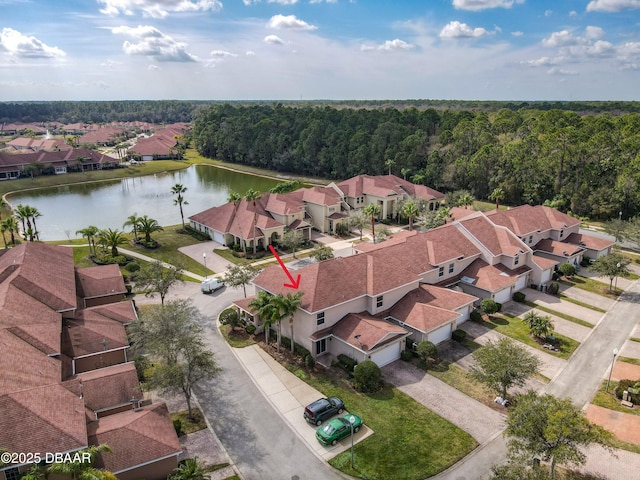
(363, 203, 381, 243)
(123, 213, 140, 241)
(171, 184, 189, 230)
(0, 197, 6, 222)
(169, 457, 211, 480)
(244, 189, 262, 255)
(249, 291, 280, 345)
(457, 193, 474, 209)
(46, 444, 112, 480)
(1, 217, 19, 247)
(400, 167, 411, 180)
(29, 206, 42, 240)
(436, 206, 453, 224)
(227, 191, 242, 205)
(76, 225, 99, 255)
(402, 201, 420, 231)
(384, 158, 395, 175)
(137, 214, 164, 243)
(98, 228, 127, 256)
(14, 204, 30, 240)
(278, 292, 303, 354)
(489, 187, 505, 210)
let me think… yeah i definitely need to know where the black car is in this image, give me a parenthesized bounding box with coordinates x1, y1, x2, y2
(304, 396, 345, 426)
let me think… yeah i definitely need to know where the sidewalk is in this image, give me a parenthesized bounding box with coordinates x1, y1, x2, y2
(231, 344, 373, 462)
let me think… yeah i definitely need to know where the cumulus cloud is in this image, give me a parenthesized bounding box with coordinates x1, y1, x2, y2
(111, 25, 197, 62)
(586, 0, 640, 12)
(244, 0, 298, 4)
(452, 0, 524, 11)
(361, 38, 414, 52)
(267, 14, 317, 30)
(0, 28, 66, 59)
(264, 34, 285, 45)
(440, 21, 492, 39)
(547, 67, 578, 75)
(99, 0, 222, 18)
(211, 49, 237, 57)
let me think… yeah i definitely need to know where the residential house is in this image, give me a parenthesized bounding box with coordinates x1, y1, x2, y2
(3, 137, 71, 153)
(0, 243, 180, 480)
(129, 123, 190, 161)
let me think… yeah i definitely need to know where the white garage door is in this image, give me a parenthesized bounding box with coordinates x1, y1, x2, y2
(213, 231, 224, 244)
(370, 342, 401, 367)
(494, 287, 511, 304)
(428, 324, 452, 345)
(515, 275, 527, 291)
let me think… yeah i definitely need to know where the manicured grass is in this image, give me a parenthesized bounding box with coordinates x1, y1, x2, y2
(283, 364, 477, 480)
(619, 357, 640, 366)
(170, 408, 207, 434)
(220, 324, 256, 348)
(630, 338, 640, 343)
(590, 381, 640, 454)
(558, 294, 606, 313)
(559, 275, 620, 299)
(425, 360, 497, 408)
(524, 301, 594, 328)
(483, 314, 579, 359)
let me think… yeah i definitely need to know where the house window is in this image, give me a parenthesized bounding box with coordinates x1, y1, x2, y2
(4, 468, 20, 480)
(316, 312, 325, 325)
(438, 266, 444, 277)
(528, 235, 533, 244)
(515, 255, 519, 265)
(449, 263, 454, 273)
(560, 230, 564, 238)
(316, 338, 327, 354)
(376, 296, 383, 308)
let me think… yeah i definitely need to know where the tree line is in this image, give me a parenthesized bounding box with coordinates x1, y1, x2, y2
(192, 104, 640, 220)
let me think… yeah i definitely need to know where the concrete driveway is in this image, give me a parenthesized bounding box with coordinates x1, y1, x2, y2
(178, 240, 233, 276)
(558, 281, 617, 310)
(524, 287, 605, 325)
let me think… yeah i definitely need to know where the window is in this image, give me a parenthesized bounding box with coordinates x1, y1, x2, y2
(560, 230, 564, 238)
(438, 266, 444, 277)
(376, 296, 383, 308)
(449, 263, 454, 273)
(315, 338, 326, 354)
(316, 312, 325, 325)
(4, 468, 20, 480)
(528, 235, 533, 244)
(514, 255, 519, 265)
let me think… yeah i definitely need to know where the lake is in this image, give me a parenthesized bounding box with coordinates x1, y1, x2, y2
(7, 165, 283, 240)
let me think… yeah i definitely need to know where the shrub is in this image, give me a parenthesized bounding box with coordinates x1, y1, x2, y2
(183, 225, 211, 241)
(480, 298, 499, 315)
(451, 329, 467, 342)
(245, 324, 256, 335)
(219, 308, 240, 327)
(581, 256, 592, 267)
(615, 379, 640, 403)
(547, 282, 560, 295)
(416, 341, 438, 364)
(400, 349, 414, 362)
(513, 291, 526, 303)
(125, 261, 141, 272)
(173, 419, 183, 437)
(552, 271, 560, 281)
(337, 354, 358, 373)
(133, 355, 149, 382)
(294, 343, 311, 359)
(304, 354, 315, 369)
(559, 263, 576, 277)
(335, 223, 349, 236)
(470, 309, 483, 322)
(353, 360, 382, 392)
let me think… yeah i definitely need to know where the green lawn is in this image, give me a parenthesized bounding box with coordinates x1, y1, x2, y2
(482, 313, 579, 359)
(283, 364, 477, 480)
(524, 301, 594, 328)
(590, 380, 640, 454)
(559, 275, 620, 299)
(425, 360, 498, 408)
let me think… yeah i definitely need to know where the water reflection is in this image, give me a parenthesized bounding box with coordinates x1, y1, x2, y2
(8, 165, 282, 240)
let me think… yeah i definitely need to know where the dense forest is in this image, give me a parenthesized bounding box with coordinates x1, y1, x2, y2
(192, 104, 640, 220)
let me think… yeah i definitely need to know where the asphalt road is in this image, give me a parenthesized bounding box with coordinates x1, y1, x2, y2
(184, 284, 344, 480)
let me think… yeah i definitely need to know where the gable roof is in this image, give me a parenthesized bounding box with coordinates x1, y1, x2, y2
(486, 204, 580, 236)
(62, 315, 129, 358)
(451, 259, 530, 293)
(336, 174, 444, 202)
(563, 232, 614, 252)
(458, 214, 528, 257)
(328, 312, 409, 351)
(534, 238, 584, 257)
(76, 362, 141, 412)
(75, 264, 126, 299)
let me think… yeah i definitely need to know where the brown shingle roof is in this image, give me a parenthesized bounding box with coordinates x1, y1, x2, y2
(77, 362, 140, 412)
(454, 259, 530, 293)
(329, 312, 408, 351)
(75, 264, 126, 299)
(486, 205, 580, 236)
(534, 238, 583, 257)
(62, 315, 129, 358)
(563, 233, 613, 251)
(458, 214, 528, 257)
(336, 174, 444, 202)
(88, 403, 181, 474)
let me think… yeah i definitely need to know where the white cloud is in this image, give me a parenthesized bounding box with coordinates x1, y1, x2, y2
(264, 34, 285, 45)
(361, 38, 414, 52)
(111, 25, 197, 62)
(544, 9, 552, 16)
(511, 31, 523, 36)
(211, 49, 237, 57)
(542, 30, 578, 47)
(569, 10, 578, 16)
(452, 0, 524, 11)
(584, 26, 605, 40)
(267, 14, 318, 30)
(244, 0, 298, 4)
(147, 64, 159, 70)
(0, 28, 66, 59)
(310, 0, 337, 3)
(547, 67, 578, 75)
(586, 0, 640, 12)
(245, 50, 256, 56)
(523, 56, 558, 66)
(617, 41, 640, 69)
(440, 21, 491, 39)
(99, 0, 222, 18)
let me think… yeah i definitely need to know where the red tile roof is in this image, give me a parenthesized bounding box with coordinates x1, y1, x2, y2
(88, 403, 181, 474)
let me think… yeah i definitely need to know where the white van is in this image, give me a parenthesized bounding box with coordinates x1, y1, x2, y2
(201, 278, 224, 294)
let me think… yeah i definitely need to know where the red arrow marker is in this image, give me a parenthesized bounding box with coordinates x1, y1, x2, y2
(269, 245, 301, 289)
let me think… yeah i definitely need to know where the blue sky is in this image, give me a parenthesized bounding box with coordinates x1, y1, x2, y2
(1, 0, 640, 101)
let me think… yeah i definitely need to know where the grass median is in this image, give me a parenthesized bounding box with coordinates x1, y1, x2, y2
(285, 363, 477, 480)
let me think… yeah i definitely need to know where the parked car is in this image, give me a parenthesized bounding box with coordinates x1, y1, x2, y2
(201, 278, 224, 294)
(315, 414, 363, 446)
(303, 397, 345, 425)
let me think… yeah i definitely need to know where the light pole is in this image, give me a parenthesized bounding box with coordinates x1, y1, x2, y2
(349, 415, 355, 469)
(606, 347, 619, 393)
(615, 262, 621, 292)
(203, 253, 207, 280)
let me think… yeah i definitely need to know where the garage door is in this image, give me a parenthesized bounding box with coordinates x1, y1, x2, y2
(370, 342, 401, 367)
(515, 275, 527, 291)
(494, 287, 511, 304)
(428, 324, 452, 345)
(213, 231, 224, 244)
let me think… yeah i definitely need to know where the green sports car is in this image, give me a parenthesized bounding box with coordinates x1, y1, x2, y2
(315, 414, 363, 446)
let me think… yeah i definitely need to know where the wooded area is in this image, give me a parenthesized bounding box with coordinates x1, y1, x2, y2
(192, 104, 640, 220)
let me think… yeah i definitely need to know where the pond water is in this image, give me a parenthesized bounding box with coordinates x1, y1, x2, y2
(7, 165, 282, 240)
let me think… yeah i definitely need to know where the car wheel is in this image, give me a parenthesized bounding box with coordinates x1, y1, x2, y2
(338, 408, 344, 414)
(331, 439, 338, 446)
(316, 419, 322, 426)
(354, 426, 360, 433)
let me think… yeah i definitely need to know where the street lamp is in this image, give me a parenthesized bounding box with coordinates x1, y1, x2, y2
(349, 415, 356, 469)
(606, 347, 619, 393)
(203, 253, 207, 280)
(615, 262, 621, 292)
